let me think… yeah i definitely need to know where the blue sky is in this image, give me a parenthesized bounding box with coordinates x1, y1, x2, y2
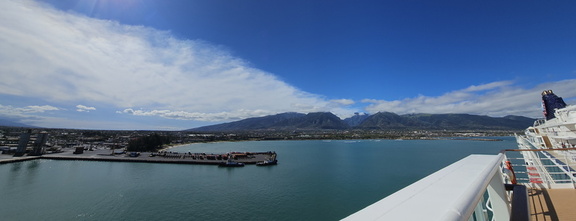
(1, 0, 575, 130)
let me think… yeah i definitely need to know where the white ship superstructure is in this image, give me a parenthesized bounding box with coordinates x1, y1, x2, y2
(515, 90, 576, 189)
(522, 90, 576, 150)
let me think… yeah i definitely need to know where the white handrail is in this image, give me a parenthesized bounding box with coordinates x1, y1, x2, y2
(341, 154, 508, 221)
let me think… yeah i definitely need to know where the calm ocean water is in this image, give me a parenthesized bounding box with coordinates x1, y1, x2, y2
(0, 137, 516, 221)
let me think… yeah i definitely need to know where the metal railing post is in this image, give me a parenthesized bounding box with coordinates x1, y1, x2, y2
(471, 195, 488, 221)
(487, 170, 510, 221)
(568, 152, 576, 189)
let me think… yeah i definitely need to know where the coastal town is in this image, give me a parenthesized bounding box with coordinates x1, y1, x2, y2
(0, 127, 283, 166)
(0, 126, 514, 158)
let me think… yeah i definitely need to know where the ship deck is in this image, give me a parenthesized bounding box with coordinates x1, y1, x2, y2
(529, 188, 576, 221)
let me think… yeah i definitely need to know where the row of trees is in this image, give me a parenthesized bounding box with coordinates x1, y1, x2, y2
(127, 133, 171, 152)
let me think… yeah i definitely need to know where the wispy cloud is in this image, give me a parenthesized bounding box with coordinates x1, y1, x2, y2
(118, 108, 274, 122)
(0, 104, 62, 127)
(0, 104, 60, 116)
(118, 98, 358, 121)
(363, 80, 576, 118)
(329, 99, 355, 106)
(76, 105, 96, 112)
(0, 0, 350, 122)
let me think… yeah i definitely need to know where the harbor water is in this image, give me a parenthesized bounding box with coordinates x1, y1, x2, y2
(0, 137, 515, 220)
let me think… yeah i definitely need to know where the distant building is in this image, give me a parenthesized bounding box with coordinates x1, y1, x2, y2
(30, 131, 49, 156)
(12, 130, 49, 156)
(14, 130, 31, 157)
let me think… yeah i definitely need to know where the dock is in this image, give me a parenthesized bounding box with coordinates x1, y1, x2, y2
(0, 148, 277, 166)
(0, 155, 41, 164)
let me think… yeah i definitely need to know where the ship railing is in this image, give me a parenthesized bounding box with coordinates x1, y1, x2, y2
(503, 148, 576, 189)
(555, 105, 576, 123)
(342, 153, 526, 221)
(533, 119, 546, 127)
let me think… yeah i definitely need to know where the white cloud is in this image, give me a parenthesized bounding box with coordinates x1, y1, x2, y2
(119, 108, 275, 122)
(0, 104, 60, 116)
(462, 81, 513, 92)
(118, 98, 359, 121)
(76, 104, 96, 112)
(0, 104, 60, 115)
(363, 79, 576, 118)
(0, 0, 348, 122)
(19, 115, 166, 130)
(26, 105, 61, 113)
(329, 99, 355, 106)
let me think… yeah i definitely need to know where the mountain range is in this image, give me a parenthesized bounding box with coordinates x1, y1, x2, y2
(0, 118, 37, 128)
(188, 112, 535, 132)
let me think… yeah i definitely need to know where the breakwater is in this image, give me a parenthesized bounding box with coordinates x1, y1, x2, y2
(0, 149, 277, 165)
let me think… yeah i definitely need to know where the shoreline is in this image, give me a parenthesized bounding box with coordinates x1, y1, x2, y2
(1, 136, 506, 165)
(169, 136, 507, 145)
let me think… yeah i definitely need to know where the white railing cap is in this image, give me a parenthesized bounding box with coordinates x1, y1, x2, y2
(342, 154, 504, 221)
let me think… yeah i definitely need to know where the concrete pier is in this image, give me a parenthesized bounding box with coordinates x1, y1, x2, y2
(0, 155, 41, 164)
(0, 148, 277, 165)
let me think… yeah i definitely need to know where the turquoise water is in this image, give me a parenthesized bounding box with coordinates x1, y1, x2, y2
(0, 138, 515, 220)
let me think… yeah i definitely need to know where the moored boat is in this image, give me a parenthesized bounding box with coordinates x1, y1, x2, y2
(256, 159, 277, 166)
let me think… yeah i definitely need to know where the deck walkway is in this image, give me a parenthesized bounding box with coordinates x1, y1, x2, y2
(529, 188, 576, 221)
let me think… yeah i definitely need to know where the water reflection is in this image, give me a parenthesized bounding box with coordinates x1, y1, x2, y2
(27, 160, 39, 169)
(10, 161, 22, 172)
